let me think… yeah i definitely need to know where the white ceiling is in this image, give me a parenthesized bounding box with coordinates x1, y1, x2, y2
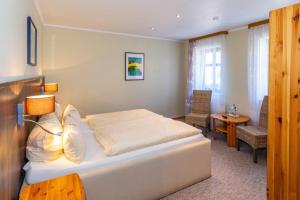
(36, 0, 300, 40)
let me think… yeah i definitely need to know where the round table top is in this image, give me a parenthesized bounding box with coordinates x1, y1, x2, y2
(211, 113, 250, 123)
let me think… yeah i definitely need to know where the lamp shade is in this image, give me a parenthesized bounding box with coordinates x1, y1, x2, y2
(44, 83, 58, 93)
(26, 95, 55, 115)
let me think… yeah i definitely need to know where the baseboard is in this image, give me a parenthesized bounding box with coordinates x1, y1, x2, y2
(172, 116, 185, 120)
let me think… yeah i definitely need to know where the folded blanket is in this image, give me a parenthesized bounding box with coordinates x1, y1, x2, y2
(86, 109, 162, 128)
(86, 109, 201, 156)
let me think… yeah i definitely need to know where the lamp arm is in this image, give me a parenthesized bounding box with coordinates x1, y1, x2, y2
(23, 117, 62, 136)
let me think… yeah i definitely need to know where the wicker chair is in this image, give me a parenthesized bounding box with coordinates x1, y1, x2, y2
(236, 96, 268, 163)
(185, 90, 212, 134)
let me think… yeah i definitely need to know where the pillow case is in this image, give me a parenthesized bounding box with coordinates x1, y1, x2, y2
(62, 104, 86, 163)
(55, 102, 63, 121)
(62, 104, 81, 126)
(26, 114, 63, 162)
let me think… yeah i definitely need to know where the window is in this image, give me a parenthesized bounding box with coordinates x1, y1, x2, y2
(195, 46, 222, 93)
(256, 36, 269, 99)
(186, 35, 226, 113)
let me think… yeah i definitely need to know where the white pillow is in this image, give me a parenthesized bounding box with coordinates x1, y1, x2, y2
(55, 102, 63, 121)
(62, 104, 81, 126)
(62, 104, 86, 163)
(39, 113, 57, 122)
(26, 114, 63, 162)
(63, 124, 86, 163)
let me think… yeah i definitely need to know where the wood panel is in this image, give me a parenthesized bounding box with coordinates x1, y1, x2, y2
(268, 3, 300, 200)
(19, 173, 85, 200)
(0, 77, 44, 200)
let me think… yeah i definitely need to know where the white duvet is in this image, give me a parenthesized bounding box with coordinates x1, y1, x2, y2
(86, 109, 201, 156)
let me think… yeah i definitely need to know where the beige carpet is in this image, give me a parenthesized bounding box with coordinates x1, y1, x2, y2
(162, 133, 267, 200)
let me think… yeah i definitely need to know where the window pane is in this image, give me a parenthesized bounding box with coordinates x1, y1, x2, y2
(197, 47, 222, 92)
(205, 52, 213, 65)
(216, 51, 221, 64)
(215, 66, 221, 90)
(205, 66, 213, 89)
(195, 67, 201, 87)
(257, 36, 269, 99)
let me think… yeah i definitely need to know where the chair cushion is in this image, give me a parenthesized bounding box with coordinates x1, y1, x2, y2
(236, 125, 267, 149)
(185, 113, 210, 127)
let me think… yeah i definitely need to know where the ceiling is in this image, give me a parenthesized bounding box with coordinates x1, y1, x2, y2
(36, 0, 300, 40)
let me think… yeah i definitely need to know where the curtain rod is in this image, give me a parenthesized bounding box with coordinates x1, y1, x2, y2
(189, 31, 228, 42)
(189, 18, 269, 42)
(248, 19, 269, 29)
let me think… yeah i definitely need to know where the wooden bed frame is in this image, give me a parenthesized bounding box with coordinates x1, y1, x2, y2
(0, 76, 44, 200)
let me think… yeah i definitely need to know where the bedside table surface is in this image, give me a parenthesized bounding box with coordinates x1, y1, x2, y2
(20, 173, 85, 200)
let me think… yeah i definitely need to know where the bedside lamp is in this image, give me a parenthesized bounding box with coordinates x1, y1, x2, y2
(26, 95, 55, 115)
(44, 83, 58, 93)
(17, 94, 62, 136)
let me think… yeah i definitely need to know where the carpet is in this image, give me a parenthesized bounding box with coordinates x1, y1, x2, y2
(162, 133, 267, 200)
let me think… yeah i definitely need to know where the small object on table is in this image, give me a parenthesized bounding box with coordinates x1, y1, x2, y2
(228, 113, 240, 118)
(227, 104, 239, 117)
(19, 173, 85, 200)
(211, 113, 250, 147)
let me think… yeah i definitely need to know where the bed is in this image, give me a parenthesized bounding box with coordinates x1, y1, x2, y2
(24, 110, 211, 200)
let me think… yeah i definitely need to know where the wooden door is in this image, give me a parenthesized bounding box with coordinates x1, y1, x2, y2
(268, 3, 300, 200)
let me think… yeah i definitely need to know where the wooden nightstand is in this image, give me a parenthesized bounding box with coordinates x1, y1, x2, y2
(19, 173, 85, 200)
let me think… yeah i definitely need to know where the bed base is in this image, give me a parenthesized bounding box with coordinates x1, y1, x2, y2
(80, 138, 211, 200)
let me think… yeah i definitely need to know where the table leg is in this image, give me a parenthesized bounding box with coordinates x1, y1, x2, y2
(253, 148, 258, 163)
(236, 138, 240, 151)
(211, 118, 216, 140)
(227, 123, 237, 147)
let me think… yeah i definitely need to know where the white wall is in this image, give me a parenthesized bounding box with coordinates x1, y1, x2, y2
(0, 0, 248, 118)
(225, 28, 251, 116)
(42, 26, 188, 117)
(0, 0, 263, 120)
(0, 0, 43, 83)
(42, 26, 251, 118)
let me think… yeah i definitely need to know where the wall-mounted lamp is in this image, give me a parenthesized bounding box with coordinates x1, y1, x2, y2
(40, 83, 59, 93)
(44, 83, 58, 93)
(17, 94, 62, 136)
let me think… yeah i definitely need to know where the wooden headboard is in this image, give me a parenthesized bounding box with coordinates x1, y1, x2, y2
(0, 76, 44, 200)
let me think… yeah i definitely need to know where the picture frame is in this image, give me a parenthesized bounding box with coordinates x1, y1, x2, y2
(27, 16, 37, 66)
(125, 52, 145, 81)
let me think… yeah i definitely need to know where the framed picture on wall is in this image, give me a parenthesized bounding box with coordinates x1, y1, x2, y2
(125, 52, 145, 81)
(27, 16, 37, 66)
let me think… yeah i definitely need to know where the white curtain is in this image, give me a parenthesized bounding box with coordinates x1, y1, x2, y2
(248, 24, 269, 125)
(186, 35, 227, 114)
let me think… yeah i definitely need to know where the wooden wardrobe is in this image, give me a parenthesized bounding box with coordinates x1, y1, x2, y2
(268, 3, 300, 200)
